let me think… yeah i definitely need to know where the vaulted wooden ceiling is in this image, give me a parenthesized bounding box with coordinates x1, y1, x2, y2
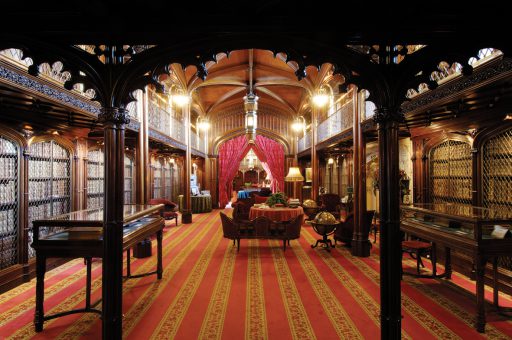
(163, 49, 344, 123)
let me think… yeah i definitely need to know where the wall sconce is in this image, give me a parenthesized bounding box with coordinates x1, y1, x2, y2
(327, 157, 334, 165)
(312, 87, 330, 107)
(291, 116, 306, 133)
(171, 87, 190, 107)
(197, 116, 210, 130)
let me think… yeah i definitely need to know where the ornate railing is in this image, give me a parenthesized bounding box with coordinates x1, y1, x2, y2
(317, 100, 353, 142)
(298, 131, 311, 153)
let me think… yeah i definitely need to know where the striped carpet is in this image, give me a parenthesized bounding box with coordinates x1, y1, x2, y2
(1, 210, 512, 339)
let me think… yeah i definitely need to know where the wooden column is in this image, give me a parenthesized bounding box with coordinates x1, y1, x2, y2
(351, 89, 370, 256)
(375, 107, 402, 339)
(136, 91, 148, 204)
(206, 156, 218, 208)
(183, 103, 192, 223)
(139, 91, 150, 203)
(311, 106, 319, 202)
(100, 107, 128, 340)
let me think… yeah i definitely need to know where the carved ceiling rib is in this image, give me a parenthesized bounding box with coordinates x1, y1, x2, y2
(190, 77, 246, 91)
(254, 87, 297, 114)
(204, 87, 247, 115)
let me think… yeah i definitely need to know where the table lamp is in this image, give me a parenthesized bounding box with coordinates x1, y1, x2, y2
(285, 166, 304, 200)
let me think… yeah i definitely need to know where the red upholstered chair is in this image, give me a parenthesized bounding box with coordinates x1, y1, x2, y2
(148, 198, 179, 226)
(401, 240, 437, 277)
(254, 194, 268, 204)
(220, 212, 240, 251)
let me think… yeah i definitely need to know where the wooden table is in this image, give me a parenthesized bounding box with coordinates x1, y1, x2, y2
(401, 203, 512, 333)
(31, 204, 164, 332)
(249, 206, 304, 222)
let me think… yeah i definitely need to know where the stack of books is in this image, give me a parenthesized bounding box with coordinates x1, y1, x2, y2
(288, 198, 300, 208)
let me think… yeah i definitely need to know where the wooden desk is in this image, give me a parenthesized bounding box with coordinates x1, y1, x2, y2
(401, 203, 512, 333)
(31, 204, 164, 332)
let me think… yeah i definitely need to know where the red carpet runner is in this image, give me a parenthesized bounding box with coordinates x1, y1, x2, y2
(1, 210, 512, 339)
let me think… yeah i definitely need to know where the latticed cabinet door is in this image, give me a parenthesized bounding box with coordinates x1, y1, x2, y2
(429, 139, 472, 206)
(0, 135, 20, 269)
(482, 127, 512, 271)
(27, 140, 71, 258)
(87, 148, 104, 209)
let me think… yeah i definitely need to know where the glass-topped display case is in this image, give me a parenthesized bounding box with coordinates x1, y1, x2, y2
(401, 203, 512, 242)
(400, 203, 512, 333)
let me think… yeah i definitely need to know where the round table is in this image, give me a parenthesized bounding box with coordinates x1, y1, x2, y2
(310, 221, 341, 252)
(249, 206, 304, 222)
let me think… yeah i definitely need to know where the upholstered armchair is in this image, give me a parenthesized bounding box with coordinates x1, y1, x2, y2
(319, 193, 341, 219)
(334, 210, 375, 247)
(220, 212, 240, 251)
(148, 198, 179, 226)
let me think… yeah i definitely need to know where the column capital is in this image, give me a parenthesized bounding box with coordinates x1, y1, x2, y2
(372, 107, 404, 125)
(99, 107, 130, 125)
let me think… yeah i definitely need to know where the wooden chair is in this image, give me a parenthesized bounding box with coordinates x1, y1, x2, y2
(148, 198, 178, 226)
(220, 212, 240, 251)
(401, 240, 437, 277)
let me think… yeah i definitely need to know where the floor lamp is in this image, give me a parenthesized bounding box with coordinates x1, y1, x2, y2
(285, 167, 304, 200)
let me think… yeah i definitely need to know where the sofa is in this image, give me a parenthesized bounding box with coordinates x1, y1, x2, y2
(220, 212, 303, 251)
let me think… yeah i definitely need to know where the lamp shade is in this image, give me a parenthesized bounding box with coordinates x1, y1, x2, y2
(284, 167, 304, 182)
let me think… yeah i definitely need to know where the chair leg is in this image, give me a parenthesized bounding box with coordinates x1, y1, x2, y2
(400, 250, 404, 280)
(283, 239, 286, 251)
(416, 249, 421, 275)
(175, 216, 178, 226)
(237, 239, 240, 252)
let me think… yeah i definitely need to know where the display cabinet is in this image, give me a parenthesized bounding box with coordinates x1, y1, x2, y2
(28, 140, 71, 258)
(0, 135, 19, 270)
(401, 203, 512, 332)
(87, 148, 104, 209)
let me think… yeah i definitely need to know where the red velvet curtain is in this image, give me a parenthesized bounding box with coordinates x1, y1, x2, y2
(255, 135, 284, 193)
(218, 135, 249, 207)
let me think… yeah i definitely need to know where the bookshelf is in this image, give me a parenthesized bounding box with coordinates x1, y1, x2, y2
(0, 136, 19, 269)
(27, 140, 71, 257)
(124, 154, 134, 204)
(482, 128, 512, 271)
(87, 148, 104, 209)
(429, 140, 472, 206)
(152, 158, 162, 199)
(164, 161, 172, 200)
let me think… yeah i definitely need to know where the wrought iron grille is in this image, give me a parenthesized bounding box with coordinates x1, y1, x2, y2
(482, 128, 512, 271)
(0, 136, 19, 269)
(28, 140, 71, 258)
(152, 159, 162, 198)
(124, 155, 134, 204)
(87, 149, 104, 208)
(429, 140, 472, 206)
(164, 162, 172, 200)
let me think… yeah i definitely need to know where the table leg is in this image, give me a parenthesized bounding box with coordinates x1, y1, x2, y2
(85, 257, 92, 309)
(34, 255, 46, 332)
(475, 255, 487, 333)
(445, 247, 452, 279)
(493, 257, 498, 308)
(431, 243, 437, 278)
(157, 230, 163, 280)
(126, 248, 131, 278)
